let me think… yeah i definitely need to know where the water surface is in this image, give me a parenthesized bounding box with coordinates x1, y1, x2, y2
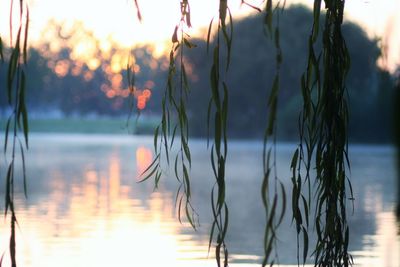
(0, 134, 398, 267)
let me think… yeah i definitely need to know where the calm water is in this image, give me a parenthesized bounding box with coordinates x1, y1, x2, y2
(0, 133, 399, 267)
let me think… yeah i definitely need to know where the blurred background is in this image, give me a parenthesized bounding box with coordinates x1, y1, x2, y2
(0, 0, 399, 266)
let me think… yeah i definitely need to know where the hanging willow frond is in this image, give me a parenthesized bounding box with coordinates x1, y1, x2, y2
(2, 1, 30, 267)
(205, 1, 234, 266)
(261, 1, 286, 266)
(292, 1, 353, 266)
(140, 0, 198, 229)
(133, 0, 142, 22)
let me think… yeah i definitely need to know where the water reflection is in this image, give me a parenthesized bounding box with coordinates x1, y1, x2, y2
(0, 134, 398, 267)
(136, 146, 153, 179)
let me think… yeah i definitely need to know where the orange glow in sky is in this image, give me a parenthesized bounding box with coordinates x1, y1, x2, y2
(0, 0, 399, 71)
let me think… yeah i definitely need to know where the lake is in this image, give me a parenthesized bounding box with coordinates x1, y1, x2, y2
(0, 133, 399, 267)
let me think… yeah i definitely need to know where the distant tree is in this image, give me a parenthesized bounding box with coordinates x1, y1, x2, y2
(184, 6, 392, 141)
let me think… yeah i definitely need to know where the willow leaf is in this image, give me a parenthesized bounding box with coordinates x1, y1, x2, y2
(170, 125, 178, 149)
(277, 182, 286, 226)
(5, 163, 13, 216)
(7, 48, 19, 103)
(302, 226, 309, 263)
(172, 26, 179, 43)
(183, 164, 190, 198)
(4, 117, 11, 153)
(0, 37, 4, 62)
(19, 139, 28, 198)
(182, 138, 191, 166)
(21, 73, 29, 147)
(219, 0, 227, 27)
(214, 112, 222, 157)
(183, 38, 196, 49)
(264, 0, 273, 36)
(312, 0, 322, 43)
(153, 125, 159, 152)
(220, 204, 229, 241)
(138, 154, 160, 180)
(23, 7, 29, 64)
(207, 18, 214, 53)
(185, 203, 195, 228)
(134, 0, 142, 21)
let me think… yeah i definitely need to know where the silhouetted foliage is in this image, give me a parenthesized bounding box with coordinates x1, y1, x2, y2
(183, 5, 395, 142)
(0, 6, 395, 143)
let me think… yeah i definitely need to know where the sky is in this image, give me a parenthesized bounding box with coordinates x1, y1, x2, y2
(1, 0, 399, 71)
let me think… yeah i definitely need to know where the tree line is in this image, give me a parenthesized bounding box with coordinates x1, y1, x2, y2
(0, 5, 396, 142)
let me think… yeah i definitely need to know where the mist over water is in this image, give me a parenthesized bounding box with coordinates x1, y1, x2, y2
(0, 134, 398, 267)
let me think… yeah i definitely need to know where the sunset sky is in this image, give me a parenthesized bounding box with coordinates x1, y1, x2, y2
(1, 0, 399, 71)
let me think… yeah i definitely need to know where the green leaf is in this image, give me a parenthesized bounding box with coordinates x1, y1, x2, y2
(264, 0, 273, 36)
(241, 0, 262, 12)
(5, 163, 13, 216)
(172, 25, 179, 43)
(177, 194, 183, 223)
(138, 164, 158, 184)
(20, 72, 29, 148)
(214, 111, 222, 157)
(4, 117, 11, 153)
(291, 148, 299, 170)
(182, 137, 191, 166)
(267, 97, 277, 136)
(206, 18, 214, 53)
(153, 125, 159, 152)
(220, 203, 229, 240)
(277, 182, 286, 226)
(154, 171, 162, 188)
(138, 154, 159, 181)
(312, 0, 322, 43)
(7, 48, 20, 103)
(210, 146, 217, 178)
(221, 8, 233, 71)
(134, 0, 142, 22)
(261, 169, 270, 207)
(267, 194, 277, 228)
(184, 1, 192, 27)
(23, 7, 29, 64)
(174, 153, 180, 181)
(222, 82, 228, 157)
(206, 99, 213, 147)
(183, 164, 190, 197)
(219, 0, 227, 27)
(19, 139, 28, 198)
(210, 64, 220, 108)
(268, 75, 279, 106)
(301, 194, 309, 227)
(183, 38, 196, 49)
(0, 37, 4, 62)
(185, 203, 195, 228)
(302, 226, 309, 263)
(208, 221, 216, 254)
(274, 27, 280, 49)
(170, 125, 178, 149)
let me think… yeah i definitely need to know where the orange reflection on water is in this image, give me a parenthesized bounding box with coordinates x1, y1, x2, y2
(0, 146, 214, 267)
(136, 146, 153, 178)
(109, 155, 121, 200)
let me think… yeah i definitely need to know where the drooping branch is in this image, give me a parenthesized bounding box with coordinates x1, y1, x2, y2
(261, 1, 286, 266)
(139, 0, 198, 229)
(292, 0, 353, 266)
(206, 1, 232, 266)
(2, 1, 30, 267)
